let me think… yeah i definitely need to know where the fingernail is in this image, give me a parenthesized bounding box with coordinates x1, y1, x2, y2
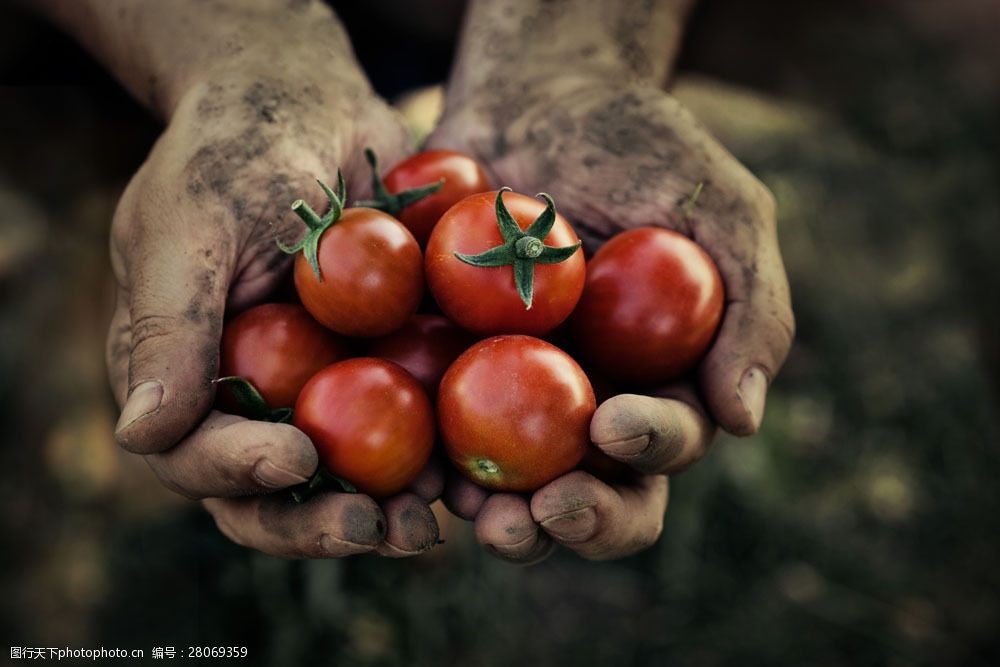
(738, 366, 768, 433)
(115, 381, 163, 434)
(598, 434, 650, 457)
(253, 459, 310, 489)
(540, 507, 597, 543)
(487, 532, 538, 559)
(320, 533, 371, 556)
(488, 536, 556, 565)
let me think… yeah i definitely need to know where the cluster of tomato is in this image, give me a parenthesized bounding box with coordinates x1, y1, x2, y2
(218, 149, 724, 499)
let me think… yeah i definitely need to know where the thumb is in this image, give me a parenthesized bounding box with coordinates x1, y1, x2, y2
(699, 211, 795, 436)
(115, 241, 229, 454)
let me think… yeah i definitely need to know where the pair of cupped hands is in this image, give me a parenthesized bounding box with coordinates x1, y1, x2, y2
(107, 64, 794, 564)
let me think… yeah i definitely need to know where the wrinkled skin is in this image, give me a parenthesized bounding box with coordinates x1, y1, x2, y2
(430, 76, 794, 563)
(105, 51, 442, 558)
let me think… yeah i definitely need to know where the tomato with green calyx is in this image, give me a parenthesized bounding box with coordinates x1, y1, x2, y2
(217, 303, 351, 414)
(356, 148, 491, 247)
(572, 227, 724, 386)
(293, 358, 435, 499)
(425, 189, 584, 336)
(366, 314, 475, 399)
(278, 173, 423, 337)
(438, 335, 595, 492)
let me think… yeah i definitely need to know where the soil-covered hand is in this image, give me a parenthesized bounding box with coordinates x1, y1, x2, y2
(105, 52, 441, 558)
(430, 75, 794, 562)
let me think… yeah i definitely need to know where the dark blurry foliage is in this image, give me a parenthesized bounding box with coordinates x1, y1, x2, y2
(1, 1, 999, 666)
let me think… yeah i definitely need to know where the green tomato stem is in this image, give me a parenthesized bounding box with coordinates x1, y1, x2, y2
(454, 188, 581, 308)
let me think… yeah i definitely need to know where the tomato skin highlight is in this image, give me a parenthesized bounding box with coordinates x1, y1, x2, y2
(293, 207, 424, 337)
(572, 227, 724, 386)
(293, 358, 435, 498)
(438, 336, 595, 492)
(366, 314, 476, 400)
(383, 150, 492, 247)
(218, 303, 352, 409)
(425, 191, 585, 336)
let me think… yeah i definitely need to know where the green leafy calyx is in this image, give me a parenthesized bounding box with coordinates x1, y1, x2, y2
(214, 376, 292, 424)
(275, 171, 348, 281)
(454, 188, 581, 309)
(353, 147, 444, 216)
(291, 468, 357, 504)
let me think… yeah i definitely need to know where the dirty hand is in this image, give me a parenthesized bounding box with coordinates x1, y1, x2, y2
(430, 74, 793, 562)
(96, 2, 440, 558)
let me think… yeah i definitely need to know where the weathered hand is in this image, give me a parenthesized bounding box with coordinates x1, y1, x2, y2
(105, 58, 441, 558)
(430, 76, 793, 562)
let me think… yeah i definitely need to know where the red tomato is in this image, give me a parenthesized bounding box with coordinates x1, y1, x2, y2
(284, 177, 424, 337)
(218, 303, 351, 409)
(293, 358, 435, 498)
(366, 314, 475, 399)
(362, 149, 491, 247)
(572, 227, 724, 386)
(425, 190, 585, 336)
(438, 336, 595, 492)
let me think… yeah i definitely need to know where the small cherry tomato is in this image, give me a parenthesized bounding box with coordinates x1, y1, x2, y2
(293, 358, 435, 498)
(438, 335, 595, 492)
(357, 149, 492, 247)
(572, 227, 724, 386)
(366, 314, 476, 399)
(218, 303, 351, 409)
(280, 174, 423, 337)
(425, 189, 585, 336)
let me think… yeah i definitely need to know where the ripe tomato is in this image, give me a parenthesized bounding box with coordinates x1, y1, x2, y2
(425, 189, 585, 336)
(366, 314, 475, 399)
(438, 336, 595, 492)
(357, 149, 492, 247)
(293, 358, 435, 498)
(218, 303, 351, 409)
(281, 175, 423, 337)
(572, 227, 724, 386)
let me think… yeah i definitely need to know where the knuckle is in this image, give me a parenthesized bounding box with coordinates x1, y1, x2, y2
(130, 313, 186, 348)
(766, 301, 797, 358)
(110, 176, 142, 236)
(779, 303, 797, 345)
(751, 181, 777, 224)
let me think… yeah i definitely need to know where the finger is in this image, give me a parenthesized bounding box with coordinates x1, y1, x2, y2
(697, 194, 795, 435)
(474, 494, 555, 565)
(376, 493, 440, 557)
(144, 411, 318, 499)
(590, 389, 715, 475)
(531, 471, 668, 561)
(106, 288, 131, 407)
(443, 467, 490, 521)
(114, 226, 231, 454)
(203, 491, 386, 559)
(408, 456, 445, 503)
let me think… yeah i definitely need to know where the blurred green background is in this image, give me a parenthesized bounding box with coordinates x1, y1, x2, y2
(1, 1, 998, 665)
